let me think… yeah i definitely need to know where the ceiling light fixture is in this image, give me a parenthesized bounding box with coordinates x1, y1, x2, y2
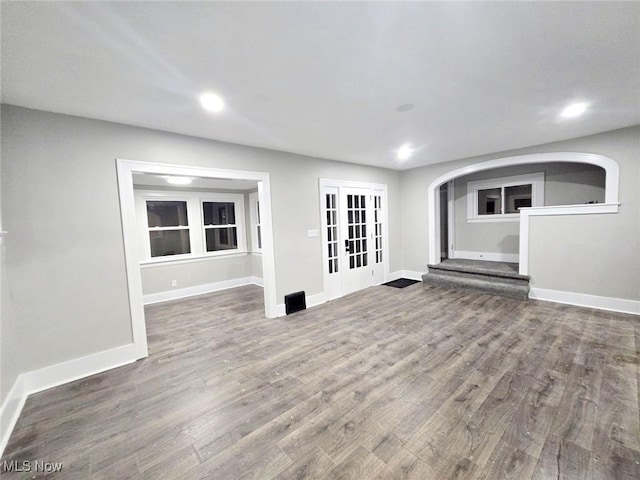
(397, 104, 415, 112)
(397, 144, 413, 160)
(166, 176, 192, 185)
(561, 102, 587, 118)
(200, 92, 224, 112)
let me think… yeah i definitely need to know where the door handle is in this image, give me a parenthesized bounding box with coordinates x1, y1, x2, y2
(345, 239, 352, 253)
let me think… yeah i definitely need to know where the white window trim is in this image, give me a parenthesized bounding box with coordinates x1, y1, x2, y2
(200, 193, 247, 258)
(134, 189, 246, 264)
(466, 172, 545, 223)
(249, 191, 262, 253)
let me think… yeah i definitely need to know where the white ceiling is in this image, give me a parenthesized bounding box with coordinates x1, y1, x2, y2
(2, 2, 639, 170)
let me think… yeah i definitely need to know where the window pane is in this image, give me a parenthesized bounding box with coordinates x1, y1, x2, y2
(146, 201, 188, 227)
(478, 188, 502, 215)
(203, 202, 236, 225)
(149, 230, 191, 257)
(257, 226, 262, 249)
(205, 227, 238, 251)
(505, 184, 532, 213)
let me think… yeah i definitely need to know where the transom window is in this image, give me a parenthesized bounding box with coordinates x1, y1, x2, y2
(135, 190, 246, 262)
(467, 173, 544, 222)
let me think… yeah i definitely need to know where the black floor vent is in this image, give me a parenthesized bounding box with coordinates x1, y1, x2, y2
(285, 291, 306, 315)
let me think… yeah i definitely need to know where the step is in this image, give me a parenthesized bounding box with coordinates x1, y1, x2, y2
(427, 266, 529, 286)
(422, 272, 530, 300)
(427, 262, 529, 281)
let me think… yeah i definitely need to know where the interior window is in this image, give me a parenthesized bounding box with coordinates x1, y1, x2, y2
(146, 201, 191, 257)
(477, 188, 502, 215)
(468, 172, 543, 221)
(202, 202, 238, 252)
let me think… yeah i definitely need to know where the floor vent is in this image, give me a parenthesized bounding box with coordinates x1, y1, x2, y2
(285, 291, 306, 314)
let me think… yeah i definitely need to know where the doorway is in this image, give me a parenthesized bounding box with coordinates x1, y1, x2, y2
(320, 179, 388, 300)
(439, 183, 448, 261)
(116, 159, 277, 360)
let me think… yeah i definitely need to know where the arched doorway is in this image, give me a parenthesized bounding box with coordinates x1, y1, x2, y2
(427, 152, 620, 273)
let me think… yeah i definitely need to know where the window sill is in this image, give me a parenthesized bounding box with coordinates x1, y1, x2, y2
(466, 215, 521, 223)
(140, 251, 249, 268)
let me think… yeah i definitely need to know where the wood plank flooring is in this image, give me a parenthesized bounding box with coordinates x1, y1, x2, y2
(2, 283, 639, 479)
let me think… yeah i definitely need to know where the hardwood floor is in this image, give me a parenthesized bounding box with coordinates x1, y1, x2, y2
(2, 283, 639, 479)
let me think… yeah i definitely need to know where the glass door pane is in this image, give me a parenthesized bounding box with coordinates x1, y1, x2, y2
(346, 194, 367, 269)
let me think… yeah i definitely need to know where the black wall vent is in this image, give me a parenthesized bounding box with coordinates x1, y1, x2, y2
(284, 291, 306, 315)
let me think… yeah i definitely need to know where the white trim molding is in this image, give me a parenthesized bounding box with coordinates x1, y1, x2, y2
(517, 203, 619, 275)
(453, 250, 520, 264)
(0, 377, 26, 458)
(117, 159, 278, 360)
(428, 152, 620, 267)
(1, 344, 137, 457)
(529, 287, 640, 315)
(134, 189, 248, 263)
(143, 276, 263, 305)
(318, 178, 390, 301)
(466, 172, 544, 222)
(388, 270, 425, 281)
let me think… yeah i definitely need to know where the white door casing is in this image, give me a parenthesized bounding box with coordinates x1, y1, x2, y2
(320, 179, 388, 299)
(117, 159, 278, 360)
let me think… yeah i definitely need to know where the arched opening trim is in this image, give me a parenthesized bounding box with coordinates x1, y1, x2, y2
(427, 152, 620, 274)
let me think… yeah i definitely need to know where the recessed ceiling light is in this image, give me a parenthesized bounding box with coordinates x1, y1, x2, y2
(200, 92, 224, 112)
(397, 144, 413, 160)
(561, 102, 587, 118)
(397, 104, 415, 112)
(166, 176, 192, 185)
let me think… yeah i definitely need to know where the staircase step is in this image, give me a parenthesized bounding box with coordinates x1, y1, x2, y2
(427, 262, 529, 281)
(427, 266, 529, 286)
(422, 272, 530, 300)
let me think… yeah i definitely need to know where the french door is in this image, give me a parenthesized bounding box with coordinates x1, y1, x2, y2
(321, 180, 387, 300)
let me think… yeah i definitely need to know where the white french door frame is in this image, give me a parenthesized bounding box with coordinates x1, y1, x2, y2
(117, 159, 278, 360)
(319, 178, 389, 300)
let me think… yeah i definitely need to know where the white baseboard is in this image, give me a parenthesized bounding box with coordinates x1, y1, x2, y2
(386, 271, 403, 282)
(400, 270, 425, 281)
(143, 276, 264, 305)
(529, 287, 640, 315)
(0, 343, 137, 457)
(453, 250, 520, 263)
(388, 270, 425, 282)
(0, 376, 26, 459)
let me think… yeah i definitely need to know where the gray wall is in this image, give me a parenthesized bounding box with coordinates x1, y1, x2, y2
(141, 255, 252, 295)
(401, 126, 640, 301)
(0, 105, 402, 400)
(454, 162, 606, 254)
